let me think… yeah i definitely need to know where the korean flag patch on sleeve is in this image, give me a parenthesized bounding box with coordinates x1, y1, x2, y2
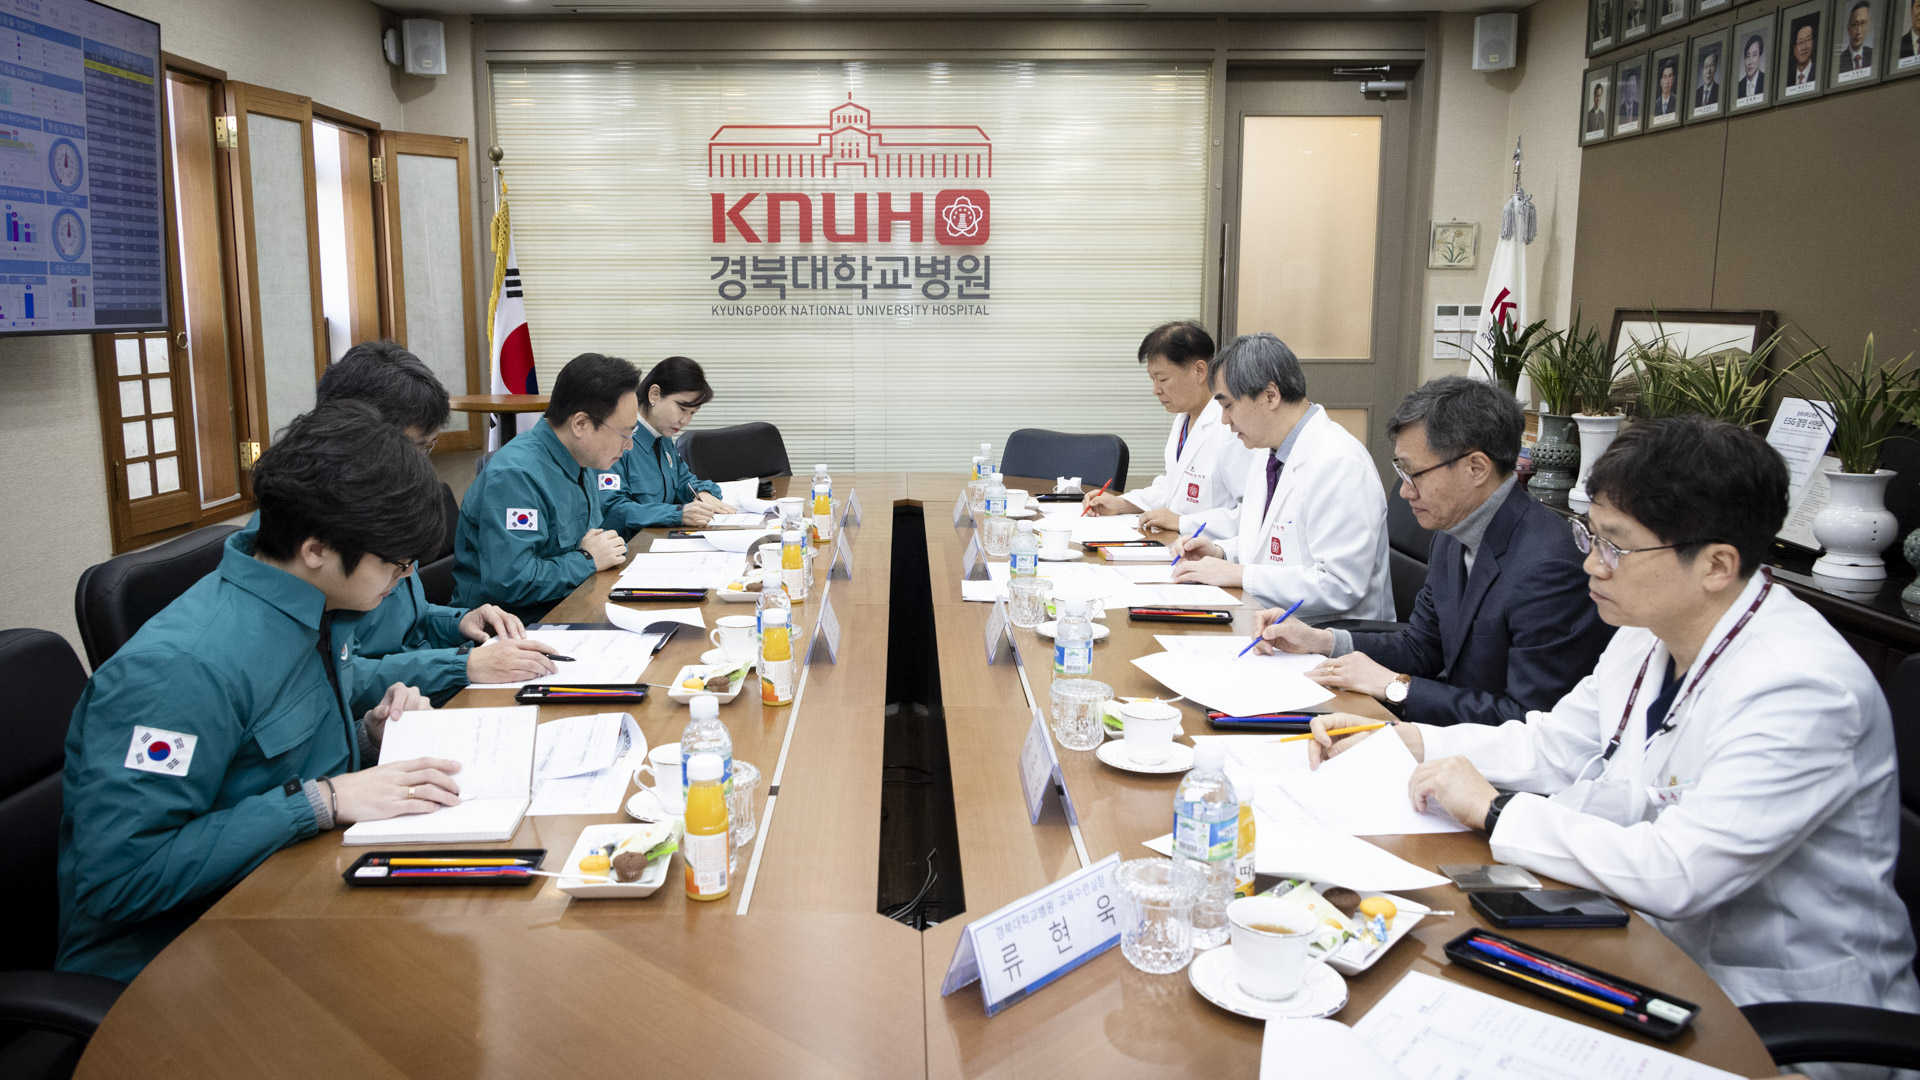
(506, 508, 539, 531)
(597, 472, 621, 491)
(126, 726, 197, 777)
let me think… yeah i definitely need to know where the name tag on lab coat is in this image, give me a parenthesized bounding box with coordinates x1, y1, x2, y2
(1647, 778, 1696, 808)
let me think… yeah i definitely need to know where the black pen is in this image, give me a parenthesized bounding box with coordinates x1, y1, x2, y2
(547, 655, 576, 663)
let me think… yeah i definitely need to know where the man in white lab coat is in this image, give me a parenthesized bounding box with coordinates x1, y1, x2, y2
(1305, 417, 1920, 1044)
(1170, 332, 1393, 621)
(1085, 321, 1259, 538)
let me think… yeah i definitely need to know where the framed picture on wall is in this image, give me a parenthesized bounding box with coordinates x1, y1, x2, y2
(1648, 43, 1688, 127)
(1657, 0, 1691, 34)
(1694, 0, 1734, 20)
(1428, 221, 1479, 268)
(1622, 0, 1654, 42)
(1686, 28, 1732, 121)
(1731, 12, 1779, 112)
(1590, 0, 1621, 55)
(1613, 52, 1650, 135)
(1780, 0, 1829, 99)
(1581, 66, 1616, 143)
(1891, 0, 1920, 78)
(1829, 0, 1885, 87)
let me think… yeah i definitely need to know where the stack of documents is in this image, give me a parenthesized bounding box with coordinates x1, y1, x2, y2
(615, 551, 740, 589)
(961, 561, 1243, 611)
(468, 629, 659, 689)
(528, 712, 646, 817)
(1131, 652, 1333, 716)
(343, 707, 540, 844)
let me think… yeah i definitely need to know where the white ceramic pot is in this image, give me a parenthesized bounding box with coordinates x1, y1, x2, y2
(1567, 414, 1624, 512)
(1812, 468, 1899, 581)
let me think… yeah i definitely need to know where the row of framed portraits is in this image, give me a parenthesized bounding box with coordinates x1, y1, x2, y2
(1580, 0, 1918, 144)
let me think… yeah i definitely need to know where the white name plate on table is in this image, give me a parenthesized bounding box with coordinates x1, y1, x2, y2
(984, 599, 1015, 665)
(842, 489, 862, 528)
(954, 492, 974, 530)
(808, 595, 842, 665)
(961, 533, 988, 580)
(1019, 706, 1078, 826)
(940, 852, 1122, 1016)
(830, 536, 854, 580)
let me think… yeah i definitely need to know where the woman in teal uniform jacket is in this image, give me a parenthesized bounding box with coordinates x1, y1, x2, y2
(599, 356, 738, 537)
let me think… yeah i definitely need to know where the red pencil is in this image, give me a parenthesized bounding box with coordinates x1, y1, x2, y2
(1081, 480, 1111, 516)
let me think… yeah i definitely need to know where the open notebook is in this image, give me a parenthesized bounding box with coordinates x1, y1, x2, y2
(341, 706, 539, 845)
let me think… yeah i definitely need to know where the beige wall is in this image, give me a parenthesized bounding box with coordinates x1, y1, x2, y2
(1421, 0, 1588, 382)
(0, 0, 476, 662)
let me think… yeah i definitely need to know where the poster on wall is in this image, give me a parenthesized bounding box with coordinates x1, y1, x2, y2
(491, 62, 1209, 471)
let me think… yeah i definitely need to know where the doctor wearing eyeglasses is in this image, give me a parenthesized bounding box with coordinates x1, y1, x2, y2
(1305, 417, 1920, 1025)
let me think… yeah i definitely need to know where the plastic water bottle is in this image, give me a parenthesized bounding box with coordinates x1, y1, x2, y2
(984, 471, 1008, 517)
(759, 608, 796, 706)
(1052, 597, 1094, 676)
(811, 464, 833, 538)
(679, 693, 733, 798)
(974, 442, 993, 480)
(754, 575, 791, 641)
(1230, 770, 1257, 900)
(1174, 742, 1240, 949)
(1009, 520, 1038, 577)
(682, 752, 731, 901)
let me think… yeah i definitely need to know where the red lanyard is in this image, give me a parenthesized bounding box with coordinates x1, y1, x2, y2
(1598, 569, 1773, 763)
(1176, 415, 1191, 461)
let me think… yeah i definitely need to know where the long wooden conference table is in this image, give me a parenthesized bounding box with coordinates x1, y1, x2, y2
(75, 473, 1777, 1079)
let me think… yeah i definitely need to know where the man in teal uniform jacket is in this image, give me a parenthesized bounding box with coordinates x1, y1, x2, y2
(600, 355, 736, 536)
(453, 352, 637, 618)
(58, 403, 467, 982)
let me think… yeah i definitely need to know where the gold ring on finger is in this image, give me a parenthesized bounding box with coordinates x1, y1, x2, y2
(408, 785, 415, 800)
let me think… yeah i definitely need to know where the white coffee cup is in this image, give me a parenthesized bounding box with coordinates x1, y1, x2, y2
(776, 496, 806, 524)
(709, 615, 758, 662)
(1120, 700, 1181, 765)
(1036, 519, 1074, 559)
(633, 742, 685, 815)
(1006, 489, 1030, 515)
(755, 543, 781, 572)
(1226, 896, 1332, 1000)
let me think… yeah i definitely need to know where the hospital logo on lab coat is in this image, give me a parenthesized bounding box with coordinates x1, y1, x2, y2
(125, 726, 197, 777)
(1187, 482, 1200, 499)
(598, 472, 622, 490)
(506, 508, 539, 531)
(1270, 536, 1284, 558)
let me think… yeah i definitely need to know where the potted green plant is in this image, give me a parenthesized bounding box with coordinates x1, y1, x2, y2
(1801, 334, 1920, 581)
(1472, 317, 1550, 400)
(1561, 311, 1626, 512)
(1522, 325, 1584, 507)
(1661, 329, 1815, 428)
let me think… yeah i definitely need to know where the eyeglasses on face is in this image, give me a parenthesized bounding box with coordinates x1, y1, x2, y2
(1391, 453, 1466, 490)
(1570, 517, 1716, 570)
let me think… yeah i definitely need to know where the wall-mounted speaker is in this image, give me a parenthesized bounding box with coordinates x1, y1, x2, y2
(401, 18, 447, 77)
(1473, 13, 1519, 71)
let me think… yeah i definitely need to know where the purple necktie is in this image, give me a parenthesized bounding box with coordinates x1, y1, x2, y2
(1264, 453, 1283, 513)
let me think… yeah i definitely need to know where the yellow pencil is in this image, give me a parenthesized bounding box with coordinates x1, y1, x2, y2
(1498, 967, 1630, 1016)
(382, 858, 530, 867)
(1275, 722, 1387, 743)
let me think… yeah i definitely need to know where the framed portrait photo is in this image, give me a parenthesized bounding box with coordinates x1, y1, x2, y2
(1686, 28, 1732, 122)
(1656, 0, 1691, 35)
(1581, 66, 1615, 144)
(1613, 52, 1650, 136)
(1647, 43, 1688, 128)
(1731, 13, 1779, 113)
(1891, 0, 1920, 79)
(1694, 0, 1734, 20)
(1621, 0, 1654, 43)
(1590, 0, 1621, 55)
(1829, 0, 1885, 88)
(1779, 0, 1829, 100)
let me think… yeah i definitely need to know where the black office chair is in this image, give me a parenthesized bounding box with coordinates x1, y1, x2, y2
(0, 629, 126, 1080)
(1318, 488, 1433, 634)
(417, 554, 457, 607)
(73, 524, 239, 671)
(999, 429, 1129, 492)
(1736, 653, 1920, 1071)
(680, 423, 792, 483)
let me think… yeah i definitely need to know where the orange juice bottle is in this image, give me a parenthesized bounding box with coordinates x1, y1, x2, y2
(682, 753, 730, 901)
(760, 608, 795, 706)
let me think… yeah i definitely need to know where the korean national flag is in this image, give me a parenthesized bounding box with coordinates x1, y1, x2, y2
(598, 472, 621, 491)
(125, 726, 197, 777)
(506, 508, 539, 531)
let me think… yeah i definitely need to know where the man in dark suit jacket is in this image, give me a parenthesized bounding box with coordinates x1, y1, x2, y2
(1840, 0, 1875, 70)
(1252, 377, 1614, 727)
(1694, 50, 1722, 107)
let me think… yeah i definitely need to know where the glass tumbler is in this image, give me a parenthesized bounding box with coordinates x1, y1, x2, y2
(1008, 576, 1051, 628)
(966, 478, 987, 513)
(725, 760, 762, 873)
(1115, 857, 1205, 975)
(1049, 677, 1111, 752)
(982, 515, 1015, 556)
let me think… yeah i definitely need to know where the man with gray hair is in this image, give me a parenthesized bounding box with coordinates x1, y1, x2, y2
(1172, 332, 1393, 621)
(1251, 376, 1613, 726)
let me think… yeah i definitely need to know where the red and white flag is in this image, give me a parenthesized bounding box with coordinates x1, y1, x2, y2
(1471, 140, 1536, 403)
(487, 167, 537, 451)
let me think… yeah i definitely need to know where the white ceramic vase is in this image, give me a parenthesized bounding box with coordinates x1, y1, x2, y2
(1812, 468, 1899, 581)
(1567, 414, 1624, 513)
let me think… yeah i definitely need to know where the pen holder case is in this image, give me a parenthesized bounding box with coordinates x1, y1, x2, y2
(1443, 929, 1701, 1040)
(344, 849, 548, 888)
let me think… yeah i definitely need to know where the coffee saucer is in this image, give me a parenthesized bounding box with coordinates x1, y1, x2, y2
(1094, 740, 1194, 774)
(1187, 947, 1347, 1021)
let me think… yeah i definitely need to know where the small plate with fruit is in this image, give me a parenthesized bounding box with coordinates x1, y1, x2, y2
(557, 822, 678, 899)
(667, 660, 752, 704)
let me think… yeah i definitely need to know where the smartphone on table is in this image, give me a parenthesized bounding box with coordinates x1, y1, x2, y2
(1469, 889, 1629, 929)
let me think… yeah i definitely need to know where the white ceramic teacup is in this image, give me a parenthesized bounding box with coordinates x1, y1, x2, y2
(1006, 489, 1030, 515)
(633, 742, 686, 815)
(775, 496, 806, 524)
(1036, 519, 1074, 559)
(1120, 700, 1180, 765)
(1226, 896, 1331, 1001)
(755, 543, 781, 572)
(709, 615, 758, 662)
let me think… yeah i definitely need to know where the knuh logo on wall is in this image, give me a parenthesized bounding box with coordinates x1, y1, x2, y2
(709, 96, 991, 246)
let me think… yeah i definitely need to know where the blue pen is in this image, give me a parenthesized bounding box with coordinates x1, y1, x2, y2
(1238, 598, 1304, 658)
(1465, 939, 1638, 1006)
(1169, 522, 1207, 567)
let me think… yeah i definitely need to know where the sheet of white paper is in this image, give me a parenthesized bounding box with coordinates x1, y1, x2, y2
(1260, 1019, 1405, 1080)
(1347, 972, 1742, 1080)
(961, 579, 1003, 602)
(1068, 515, 1146, 544)
(1131, 651, 1333, 716)
(529, 714, 646, 816)
(532, 712, 624, 779)
(376, 707, 538, 801)
(1779, 453, 1840, 550)
(717, 478, 758, 507)
(1108, 583, 1243, 609)
(1264, 727, 1470, 836)
(468, 630, 656, 689)
(604, 603, 706, 632)
(615, 551, 740, 589)
(1191, 734, 1315, 784)
(708, 512, 774, 528)
(1112, 564, 1176, 584)
(646, 538, 719, 553)
(1251, 796, 1449, 891)
(341, 797, 529, 843)
(694, 528, 776, 553)
(1153, 636, 1326, 675)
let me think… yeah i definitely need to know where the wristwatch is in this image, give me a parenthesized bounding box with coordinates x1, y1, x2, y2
(1483, 791, 1518, 832)
(1383, 673, 1412, 705)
